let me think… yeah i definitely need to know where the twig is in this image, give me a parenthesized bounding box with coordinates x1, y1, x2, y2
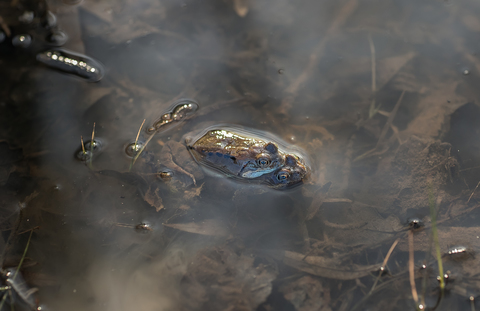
(429, 184, 445, 292)
(80, 136, 86, 154)
(0, 229, 34, 310)
(130, 119, 146, 170)
(467, 181, 480, 203)
(376, 90, 405, 149)
(284, 0, 358, 100)
(408, 230, 419, 306)
(135, 119, 145, 146)
(89, 123, 96, 168)
(460, 166, 480, 172)
(0, 16, 11, 37)
(369, 238, 400, 293)
(12, 230, 34, 281)
(354, 90, 405, 162)
(368, 33, 378, 118)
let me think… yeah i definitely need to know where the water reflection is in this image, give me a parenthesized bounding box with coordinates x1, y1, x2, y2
(2, 0, 480, 310)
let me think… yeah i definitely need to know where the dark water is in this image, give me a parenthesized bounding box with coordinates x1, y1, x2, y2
(2, 0, 480, 310)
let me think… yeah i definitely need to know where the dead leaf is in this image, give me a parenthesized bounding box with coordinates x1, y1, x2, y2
(144, 186, 164, 212)
(280, 276, 330, 311)
(282, 250, 381, 280)
(181, 244, 277, 310)
(184, 183, 204, 200)
(233, 0, 249, 18)
(178, 204, 190, 210)
(164, 219, 229, 236)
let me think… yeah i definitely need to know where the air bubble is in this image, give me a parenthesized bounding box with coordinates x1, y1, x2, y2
(12, 35, 32, 48)
(278, 68, 284, 74)
(135, 222, 153, 233)
(37, 49, 104, 82)
(84, 139, 102, 152)
(447, 245, 468, 257)
(463, 69, 470, 75)
(46, 31, 68, 46)
(448, 245, 467, 255)
(125, 142, 144, 158)
(76, 149, 92, 162)
(45, 11, 57, 28)
(407, 217, 424, 230)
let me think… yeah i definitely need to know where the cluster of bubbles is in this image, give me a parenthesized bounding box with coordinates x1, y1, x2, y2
(37, 50, 105, 82)
(1, 4, 104, 82)
(122, 99, 199, 158)
(5, 9, 65, 49)
(146, 99, 199, 134)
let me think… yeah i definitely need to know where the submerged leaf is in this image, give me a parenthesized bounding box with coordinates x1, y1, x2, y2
(233, 0, 250, 17)
(164, 219, 229, 236)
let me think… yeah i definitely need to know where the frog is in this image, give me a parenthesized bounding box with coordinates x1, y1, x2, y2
(186, 127, 310, 189)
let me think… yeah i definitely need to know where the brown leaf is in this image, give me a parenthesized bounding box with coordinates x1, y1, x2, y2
(180, 244, 277, 310)
(280, 276, 330, 311)
(233, 0, 250, 18)
(164, 219, 229, 236)
(283, 251, 381, 280)
(144, 186, 164, 212)
(184, 183, 204, 200)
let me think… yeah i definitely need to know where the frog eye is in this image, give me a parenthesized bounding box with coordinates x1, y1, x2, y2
(276, 171, 290, 181)
(256, 154, 272, 167)
(256, 158, 270, 167)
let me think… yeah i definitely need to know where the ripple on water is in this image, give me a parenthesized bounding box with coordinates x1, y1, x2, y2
(75, 139, 105, 162)
(12, 34, 32, 48)
(124, 141, 145, 158)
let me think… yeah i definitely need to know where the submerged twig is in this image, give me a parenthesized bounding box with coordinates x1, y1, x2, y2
(429, 184, 445, 292)
(89, 123, 96, 168)
(281, 0, 358, 114)
(12, 230, 33, 281)
(354, 90, 405, 162)
(0, 229, 35, 310)
(369, 238, 400, 293)
(467, 181, 480, 203)
(408, 230, 419, 308)
(376, 90, 405, 149)
(368, 33, 380, 118)
(0, 16, 11, 37)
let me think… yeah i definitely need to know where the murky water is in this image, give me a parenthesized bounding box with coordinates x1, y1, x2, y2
(2, 0, 480, 310)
